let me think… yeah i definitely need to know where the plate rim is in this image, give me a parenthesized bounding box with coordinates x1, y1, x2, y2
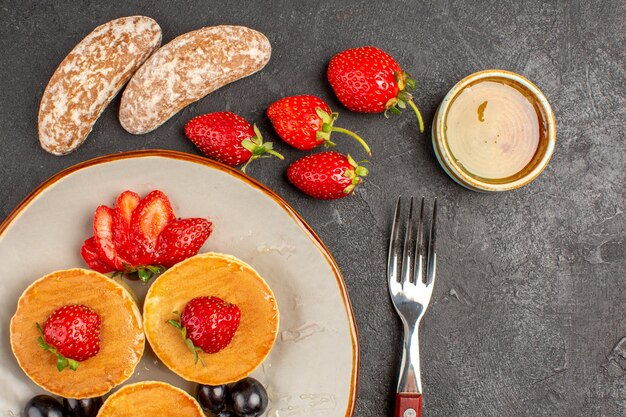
(0, 149, 360, 417)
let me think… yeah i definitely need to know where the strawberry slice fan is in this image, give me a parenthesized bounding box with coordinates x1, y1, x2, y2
(81, 190, 213, 282)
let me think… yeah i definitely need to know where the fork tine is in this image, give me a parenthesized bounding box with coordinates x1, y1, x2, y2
(413, 197, 425, 284)
(426, 198, 437, 285)
(387, 197, 402, 283)
(400, 197, 415, 285)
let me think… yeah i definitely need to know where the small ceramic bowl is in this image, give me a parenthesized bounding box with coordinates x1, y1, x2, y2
(432, 69, 556, 192)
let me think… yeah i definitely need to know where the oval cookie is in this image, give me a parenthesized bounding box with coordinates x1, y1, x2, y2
(38, 16, 162, 155)
(119, 25, 271, 134)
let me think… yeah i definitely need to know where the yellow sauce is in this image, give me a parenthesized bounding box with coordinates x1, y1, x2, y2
(444, 80, 544, 180)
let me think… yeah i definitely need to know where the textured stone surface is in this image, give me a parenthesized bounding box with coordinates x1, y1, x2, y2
(0, 1, 624, 416)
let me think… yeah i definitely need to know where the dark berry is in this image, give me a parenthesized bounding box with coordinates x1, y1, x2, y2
(63, 397, 103, 417)
(229, 378, 269, 417)
(24, 395, 67, 417)
(196, 384, 229, 413)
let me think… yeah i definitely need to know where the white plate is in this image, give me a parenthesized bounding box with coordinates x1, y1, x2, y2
(0, 150, 359, 416)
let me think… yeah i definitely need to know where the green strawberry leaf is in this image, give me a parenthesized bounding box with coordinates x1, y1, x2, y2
(137, 268, 152, 283)
(57, 356, 68, 372)
(37, 322, 79, 372)
(167, 313, 206, 367)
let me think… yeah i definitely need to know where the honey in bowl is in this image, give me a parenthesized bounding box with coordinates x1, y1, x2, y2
(433, 70, 556, 192)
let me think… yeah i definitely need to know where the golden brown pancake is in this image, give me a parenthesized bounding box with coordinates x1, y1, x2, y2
(143, 252, 279, 385)
(10, 269, 144, 398)
(96, 381, 203, 417)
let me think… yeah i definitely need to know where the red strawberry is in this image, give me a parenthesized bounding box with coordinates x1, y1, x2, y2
(327, 46, 425, 132)
(287, 151, 368, 200)
(93, 205, 123, 270)
(168, 297, 241, 361)
(115, 190, 140, 226)
(130, 190, 176, 265)
(37, 304, 101, 371)
(80, 237, 114, 273)
(267, 95, 371, 155)
(156, 218, 213, 267)
(184, 112, 283, 173)
(112, 191, 140, 263)
(180, 296, 240, 354)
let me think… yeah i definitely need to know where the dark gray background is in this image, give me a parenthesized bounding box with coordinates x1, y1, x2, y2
(1, 1, 624, 416)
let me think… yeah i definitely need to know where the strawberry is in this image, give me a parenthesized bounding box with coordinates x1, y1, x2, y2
(80, 237, 114, 273)
(287, 151, 368, 200)
(93, 205, 123, 270)
(327, 46, 425, 132)
(36, 304, 101, 371)
(184, 112, 283, 173)
(81, 190, 213, 280)
(115, 190, 140, 226)
(112, 192, 140, 262)
(168, 296, 241, 363)
(130, 190, 176, 265)
(267, 95, 371, 155)
(156, 218, 213, 267)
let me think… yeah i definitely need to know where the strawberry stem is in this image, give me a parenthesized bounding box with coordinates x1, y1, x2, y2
(342, 155, 369, 194)
(133, 265, 166, 283)
(240, 125, 284, 174)
(167, 315, 206, 367)
(386, 71, 425, 133)
(36, 323, 79, 372)
(330, 127, 372, 156)
(407, 99, 425, 133)
(315, 107, 371, 156)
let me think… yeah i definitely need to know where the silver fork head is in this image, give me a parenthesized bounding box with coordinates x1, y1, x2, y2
(387, 196, 437, 322)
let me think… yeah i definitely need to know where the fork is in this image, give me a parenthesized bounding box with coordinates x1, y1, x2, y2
(388, 197, 437, 417)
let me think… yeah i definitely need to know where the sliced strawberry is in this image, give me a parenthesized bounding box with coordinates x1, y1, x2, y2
(112, 209, 134, 265)
(115, 190, 140, 226)
(156, 218, 213, 267)
(80, 237, 114, 273)
(110, 192, 141, 265)
(93, 205, 123, 270)
(131, 190, 176, 264)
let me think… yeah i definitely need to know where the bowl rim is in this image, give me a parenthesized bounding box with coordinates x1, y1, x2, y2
(432, 69, 556, 192)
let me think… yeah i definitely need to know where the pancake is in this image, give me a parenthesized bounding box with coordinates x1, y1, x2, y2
(143, 252, 279, 385)
(97, 381, 203, 417)
(10, 268, 144, 398)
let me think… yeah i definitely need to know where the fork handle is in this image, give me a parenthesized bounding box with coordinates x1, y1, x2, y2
(395, 393, 422, 417)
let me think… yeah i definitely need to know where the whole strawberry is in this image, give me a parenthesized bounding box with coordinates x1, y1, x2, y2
(184, 111, 283, 172)
(267, 95, 371, 155)
(37, 304, 101, 371)
(287, 151, 368, 200)
(168, 296, 241, 364)
(327, 46, 424, 132)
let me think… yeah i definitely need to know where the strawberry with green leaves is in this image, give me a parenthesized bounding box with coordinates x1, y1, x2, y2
(287, 151, 368, 200)
(267, 95, 371, 155)
(80, 190, 213, 282)
(168, 296, 241, 365)
(184, 111, 283, 173)
(36, 304, 101, 372)
(327, 46, 425, 132)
